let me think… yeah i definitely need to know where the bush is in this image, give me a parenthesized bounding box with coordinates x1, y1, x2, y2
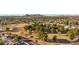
(52, 35, 57, 42)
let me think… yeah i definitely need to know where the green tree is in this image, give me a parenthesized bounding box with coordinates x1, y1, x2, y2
(14, 35, 21, 42)
(0, 39, 4, 45)
(24, 25, 32, 31)
(74, 28, 79, 35)
(38, 31, 48, 41)
(47, 24, 51, 33)
(67, 31, 75, 40)
(58, 25, 65, 33)
(51, 24, 58, 33)
(65, 20, 69, 25)
(24, 25, 33, 34)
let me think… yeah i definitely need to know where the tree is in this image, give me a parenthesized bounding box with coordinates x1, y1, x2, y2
(0, 39, 4, 45)
(38, 31, 48, 41)
(67, 30, 75, 40)
(24, 25, 32, 31)
(65, 20, 69, 25)
(47, 24, 51, 33)
(14, 35, 21, 42)
(74, 28, 79, 35)
(43, 32, 48, 41)
(6, 27, 10, 31)
(24, 25, 33, 34)
(52, 35, 57, 42)
(58, 25, 65, 33)
(51, 24, 58, 33)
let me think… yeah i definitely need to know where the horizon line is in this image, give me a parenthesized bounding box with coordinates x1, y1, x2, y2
(0, 14, 79, 16)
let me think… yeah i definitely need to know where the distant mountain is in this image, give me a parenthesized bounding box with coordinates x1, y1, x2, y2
(0, 14, 79, 16)
(24, 14, 44, 17)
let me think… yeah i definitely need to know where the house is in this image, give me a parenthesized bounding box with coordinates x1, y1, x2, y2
(64, 25, 70, 30)
(70, 26, 76, 29)
(64, 25, 76, 30)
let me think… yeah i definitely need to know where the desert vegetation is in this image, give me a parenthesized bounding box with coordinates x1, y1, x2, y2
(0, 14, 79, 45)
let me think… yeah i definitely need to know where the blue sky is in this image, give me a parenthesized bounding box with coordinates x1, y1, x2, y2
(0, 0, 79, 15)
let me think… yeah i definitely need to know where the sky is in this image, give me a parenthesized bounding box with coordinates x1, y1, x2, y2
(0, 0, 79, 15)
